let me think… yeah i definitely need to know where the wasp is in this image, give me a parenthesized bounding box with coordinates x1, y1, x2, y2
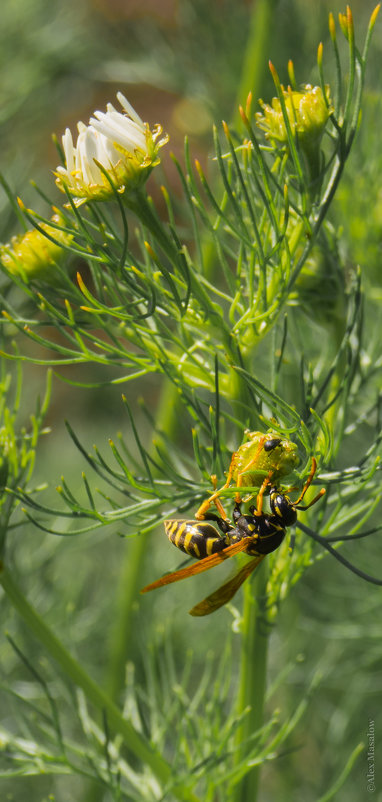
(195, 429, 300, 521)
(141, 459, 325, 616)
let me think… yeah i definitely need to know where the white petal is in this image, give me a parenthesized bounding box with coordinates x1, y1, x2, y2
(100, 109, 145, 138)
(76, 129, 102, 184)
(101, 114, 146, 149)
(97, 133, 121, 164)
(62, 128, 75, 173)
(90, 114, 147, 153)
(116, 92, 144, 126)
(105, 102, 145, 135)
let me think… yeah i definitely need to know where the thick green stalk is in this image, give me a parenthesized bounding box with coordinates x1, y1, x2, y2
(234, 560, 270, 802)
(233, 0, 281, 125)
(0, 562, 200, 802)
(102, 0, 280, 702)
(105, 534, 147, 700)
(204, 0, 281, 275)
(105, 378, 178, 702)
(103, 0, 280, 749)
(87, 383, 184, 802)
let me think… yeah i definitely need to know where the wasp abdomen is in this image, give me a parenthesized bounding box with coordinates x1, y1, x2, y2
(164, 520, 228, 559)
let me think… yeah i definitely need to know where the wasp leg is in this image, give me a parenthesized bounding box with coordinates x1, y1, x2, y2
(296, 488, 326, 510)
(294, 457, 317, 504)
(202, 512, 234, 535)
(195, 469, 234, 521)
(195, 439, 266, 519)
(195, 435, 268, 520)
(293, 457, 326, 510)
(253, 473, 273, 516)
(195, 495, 230, 521)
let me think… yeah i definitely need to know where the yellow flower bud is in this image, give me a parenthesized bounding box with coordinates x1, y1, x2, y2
(55, 92, 169, 204)
(256, 85, 332, 152)
(0, 215, 72, 283)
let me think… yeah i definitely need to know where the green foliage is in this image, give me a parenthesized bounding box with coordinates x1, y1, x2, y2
(0, 4, 381, 802)
(0, 364, 51, 560)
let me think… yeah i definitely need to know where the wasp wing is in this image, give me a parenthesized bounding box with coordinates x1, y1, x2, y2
(140, 537, 253, 593)
(189, 555, 265, 616)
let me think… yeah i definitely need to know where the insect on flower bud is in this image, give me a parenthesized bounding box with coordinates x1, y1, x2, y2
(55, 92, 169, 204)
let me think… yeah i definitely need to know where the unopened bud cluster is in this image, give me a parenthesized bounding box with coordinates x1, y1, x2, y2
(0, 215, 72, 283)
(256, 85, 332, 153)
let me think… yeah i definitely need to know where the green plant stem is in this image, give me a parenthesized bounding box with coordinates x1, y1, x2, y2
(204, 0, 281, 276)
(233, 0, 281, 125)
(104, 0, 280, 762)
(316, 743, 365, 802)
(234, 560, 270, 802)
(126, 189, 179, 264)
(105, 532, 147, 700)
(0, 561, 200, 802)
(105, 378, 178, 701)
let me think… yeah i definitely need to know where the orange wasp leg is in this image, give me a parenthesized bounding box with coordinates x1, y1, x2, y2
(207, 474, 228, 519)
(294, 457, 326, 510)
(195, 464, 236, 521)
(253, 473, 273, 516)
(195, 436, 266, 520)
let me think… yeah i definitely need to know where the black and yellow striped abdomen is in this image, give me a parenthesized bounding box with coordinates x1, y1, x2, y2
(164, 519, 229, 559)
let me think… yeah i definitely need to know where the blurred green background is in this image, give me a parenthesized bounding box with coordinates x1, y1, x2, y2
(0, 1, 381, 800)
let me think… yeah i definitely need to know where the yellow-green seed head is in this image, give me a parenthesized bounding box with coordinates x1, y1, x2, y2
(0, 214, 72, 283)
(256, 85, 332, 152)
